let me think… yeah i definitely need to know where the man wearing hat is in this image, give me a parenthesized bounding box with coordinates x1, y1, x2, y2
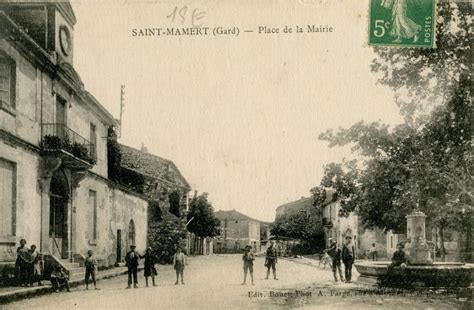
(265, 242, 278, 280)
(325, 239, 344, 282)
(342, 236, 355, 282)
(390, 242, 408, 268)
(125, 245, 140, 288)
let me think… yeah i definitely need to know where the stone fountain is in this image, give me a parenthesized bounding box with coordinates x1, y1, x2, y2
(355, 211, 473, 288)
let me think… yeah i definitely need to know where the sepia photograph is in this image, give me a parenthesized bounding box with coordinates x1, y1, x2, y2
(0, 0, 472, 309)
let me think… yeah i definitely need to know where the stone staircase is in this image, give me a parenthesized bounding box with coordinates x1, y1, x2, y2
(59, 259, 83, 282)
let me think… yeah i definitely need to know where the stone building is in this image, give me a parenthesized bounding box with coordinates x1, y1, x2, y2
(275, 196, 314, 218)
(275, 192, 389, 258)
(213, 210, 261, 253)
(320, 191, 390, 259)
(118, 144, 191, 222)
(0, 0, 148, 278)
(116, 144, 192, 256)
(321, 194, 359, 252)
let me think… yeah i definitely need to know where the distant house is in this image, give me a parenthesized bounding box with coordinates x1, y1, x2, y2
(275, 193, 388, 258)
(259, 222, 272, 252)
(214, 210, 262, 253)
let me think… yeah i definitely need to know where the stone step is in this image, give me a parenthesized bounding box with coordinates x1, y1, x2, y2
(58, 259, 81, 269)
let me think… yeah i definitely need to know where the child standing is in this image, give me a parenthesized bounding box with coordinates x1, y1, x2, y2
(173, 247, 186, 285)
(241, 245, 255, 285)
(28, 245, 43, 286)
(85, 250, 99, 290)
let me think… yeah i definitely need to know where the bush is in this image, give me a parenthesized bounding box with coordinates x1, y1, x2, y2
(71, 142, 89, 161)
(148, 215, 187, 264)
(42, 135, 62, 150)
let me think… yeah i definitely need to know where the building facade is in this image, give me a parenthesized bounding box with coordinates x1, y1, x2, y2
(275, 196, 314, 218)
(321, 191, 390, 259)
(116, 144, 192, 256)
(214, 210, 261, 253)
(0, 1, 148, 275)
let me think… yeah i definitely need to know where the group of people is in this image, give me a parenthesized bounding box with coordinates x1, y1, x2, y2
(125, 245, 186, 289)
(319, 238, 408, 283)
(241, 242, 279, 285)
(15, 239, 43, 287)
(323, 236, 355, 283)
(13, 239, 187, 292)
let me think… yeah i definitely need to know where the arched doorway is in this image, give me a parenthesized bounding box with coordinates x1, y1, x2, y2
(128, 219, 136, 246)
(49, 170, 69, 259)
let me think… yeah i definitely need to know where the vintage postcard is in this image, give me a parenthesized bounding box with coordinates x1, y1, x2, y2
(0, 0, 471, 309)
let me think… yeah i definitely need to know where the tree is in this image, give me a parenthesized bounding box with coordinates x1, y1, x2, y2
(187, 192, 221, 253)
(270, 209, 325, 254)
(316, 3, 471, 259)
(148, 213, 187, 264)
(107, 126, 122, 182)
(371, 2, 471, 123)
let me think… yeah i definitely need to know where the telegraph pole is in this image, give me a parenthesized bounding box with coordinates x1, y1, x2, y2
(118, 85, 125, 138)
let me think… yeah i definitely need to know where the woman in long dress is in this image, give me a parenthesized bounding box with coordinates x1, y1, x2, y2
(142, 247, 157, 287)
(383, 0, 421, 43)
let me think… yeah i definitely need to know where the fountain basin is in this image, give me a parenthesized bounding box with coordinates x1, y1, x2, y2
(355, 261, 473, 288)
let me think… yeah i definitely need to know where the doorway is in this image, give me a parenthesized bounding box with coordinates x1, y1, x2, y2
(49, 170, 69, 259)
(116, 229, 122, 264)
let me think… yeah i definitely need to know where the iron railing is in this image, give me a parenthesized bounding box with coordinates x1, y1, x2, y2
(41, 123, 96, 164)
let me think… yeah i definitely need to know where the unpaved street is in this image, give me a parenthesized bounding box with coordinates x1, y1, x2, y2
(4, 255, 469, 310)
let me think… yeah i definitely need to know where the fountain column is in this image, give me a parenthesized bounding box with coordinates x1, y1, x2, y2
(406, 211, 433, 265)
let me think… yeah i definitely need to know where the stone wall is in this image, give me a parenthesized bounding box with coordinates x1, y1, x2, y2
(0, 39, 52, 146)
(0, 141, 41, 263)
(358, 227, 388, 259)
(73, 175, 148, 267)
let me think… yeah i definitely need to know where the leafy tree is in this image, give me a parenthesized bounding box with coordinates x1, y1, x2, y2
(270, 209, 325, 254)
(107, 126, 122, 182)
(315, 2, 471, 259)
(148, 214, 187, 264)
(187, 192, 221, 238)
(371, 1, 471, 123)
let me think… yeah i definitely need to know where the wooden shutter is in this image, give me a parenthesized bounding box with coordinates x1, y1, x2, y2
(0, 57, 11, 106)
(0, 159, 15, 236)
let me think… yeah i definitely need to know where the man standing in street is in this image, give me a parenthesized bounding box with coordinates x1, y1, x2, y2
(326, 238, 344, 282)
(125, 245, 140, 288)
(265, 242, 278, 280)
(342, 236, 355, 283)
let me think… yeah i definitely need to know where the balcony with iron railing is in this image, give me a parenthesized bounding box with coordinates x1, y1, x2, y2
(41, 123, 96, 169)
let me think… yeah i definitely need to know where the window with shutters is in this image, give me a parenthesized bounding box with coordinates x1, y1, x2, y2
(89, 123, 97, 161)
(89, 190, 97, 240)
(0, 158, 16, 238)
(0, 54, 15, 109)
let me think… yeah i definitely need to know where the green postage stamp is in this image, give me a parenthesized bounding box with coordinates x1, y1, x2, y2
(368, 0, 437, 48)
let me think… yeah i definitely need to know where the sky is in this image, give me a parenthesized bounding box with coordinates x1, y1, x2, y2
(70, 0, 403, 222)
